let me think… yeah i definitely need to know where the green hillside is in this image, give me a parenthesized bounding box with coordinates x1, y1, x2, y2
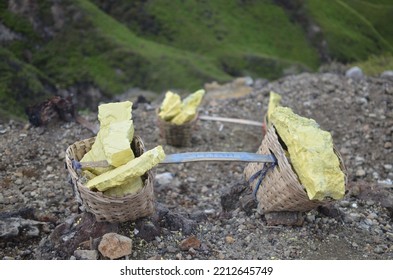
(0, 0, 392, 119)
(304, 0, 393, 62)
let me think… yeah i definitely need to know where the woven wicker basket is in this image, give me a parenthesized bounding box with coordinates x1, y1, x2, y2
(156, 109, 198, 147)
(244, 125, 348, 214)
(65, 136, 155, 223)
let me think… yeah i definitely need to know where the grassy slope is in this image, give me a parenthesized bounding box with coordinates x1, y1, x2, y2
(91, 0, 319, 78)
(74, 0, 232, 91)
(344, 0, 393, 44)
(343, 0, 393, 74)
(143, 0, 320, 66)
(0, 47, 54, 118)
(1, 0, 392, 119)
(305, 0, 393, 63)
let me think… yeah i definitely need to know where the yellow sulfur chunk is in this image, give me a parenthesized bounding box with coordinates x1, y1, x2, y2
(271, 107, 345, 201)
(103, 120, 135, 167)
(182, 89, 205, 108)
(98, 101, 133, 127)
(80, 101, 133, 175)
(170, 106, 196, 125)
(159, 91, 182, 121)
(80, 134, 114, 175)
(170, 89, 205, 125)
(86, 145, 166, 192)
(267, 91, 282, 122)
(103, 176, 143, 197)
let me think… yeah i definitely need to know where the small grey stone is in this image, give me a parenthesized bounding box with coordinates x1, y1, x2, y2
(381, 70, 393, 79)
(345, 66, 363, 80)
(358, 223, 370, 231)
(306, 214, 316, 223)
(346, 212, 362, 223)
(356, 168, 366, 177)
(367, 213, 378, 219)
(155, 172, 174, 186)
(364, 218, 374, 226)
(373, 246, 384, 254)
(384, 142, 392, 149)
(15, 179, 23, 185)
(187, 177, 197, 183)
(384, 164, 392, 170)
(166, 245, 177, 253)
(26, 226, 40, 237)
(366, 200, 375, 206)
(74, 249, 98, 260)
(339, 200, 350, 208)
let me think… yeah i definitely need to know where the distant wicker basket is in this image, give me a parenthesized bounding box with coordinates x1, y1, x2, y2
(244, 125, 348, 214)
(156, 109, 198, 147)
(65, 135, 155, 223)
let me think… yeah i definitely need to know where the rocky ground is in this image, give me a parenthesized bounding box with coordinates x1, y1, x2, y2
(0, 72, 392, 260)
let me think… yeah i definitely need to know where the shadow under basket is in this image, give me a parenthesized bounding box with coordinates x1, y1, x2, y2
(156, 110, 198, 147)
(65, 135, 155, 223)
(244, 125, 348, 214)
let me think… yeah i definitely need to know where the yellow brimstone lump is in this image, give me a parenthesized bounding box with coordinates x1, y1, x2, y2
(79, 101, 165, 197)
(158, 91, 182, 121)
(86, 146, 166, 192)
(159, 89, 205, 125)
(102, 120, 135, 167)
(270, 107, 345, 201)
(103, 176, 143, 197)
(267, 91, 282, 122)
(81, 101, 134, 175)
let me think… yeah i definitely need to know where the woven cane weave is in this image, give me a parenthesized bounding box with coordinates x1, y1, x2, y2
(244, 125, 347, 213)
(65, 136, 155, 223)
(156, 109, 198, 147)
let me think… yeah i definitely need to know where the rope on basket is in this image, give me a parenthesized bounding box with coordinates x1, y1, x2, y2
(248, 154, 277, 199)
(72, 159, 83, 170)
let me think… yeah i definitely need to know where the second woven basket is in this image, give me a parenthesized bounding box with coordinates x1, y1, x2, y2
(156, 110, 198, 147)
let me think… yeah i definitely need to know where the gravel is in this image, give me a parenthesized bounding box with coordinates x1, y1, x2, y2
(0, 72, 392, 260)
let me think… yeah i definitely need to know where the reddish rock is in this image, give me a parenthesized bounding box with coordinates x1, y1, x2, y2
(98, 233, 132, 260)
(179, 235, 201, 251)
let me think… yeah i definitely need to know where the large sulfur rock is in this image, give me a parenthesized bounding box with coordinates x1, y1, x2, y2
(267, 91, 282, 122)
(171, 89, 205, 125)
(86, 146, 165, 192)
(158, 91, 182, 121)
(102, 120, 135, 167)
(270, 107, 345, 201)
(81, 101, 134, 175)
(103, 176, 143, 197)
(159, 89, 205, 125)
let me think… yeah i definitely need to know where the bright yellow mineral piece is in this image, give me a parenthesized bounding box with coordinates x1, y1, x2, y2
(80, 101, 134, 175)
(171, 89, 205, 125)
(86, 145, 166, 192)
(267, 91, 282, 122)
(159, 91, 182, 121)
(103, 120, 135, 167)
(270, 106, 345, 201)
(103, 176, 143, 197)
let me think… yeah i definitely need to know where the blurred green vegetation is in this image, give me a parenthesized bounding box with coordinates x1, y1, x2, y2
(0, 0, 392, 119)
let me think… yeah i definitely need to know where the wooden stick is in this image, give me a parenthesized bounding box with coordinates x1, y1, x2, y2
(199, 115, 263, 127)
